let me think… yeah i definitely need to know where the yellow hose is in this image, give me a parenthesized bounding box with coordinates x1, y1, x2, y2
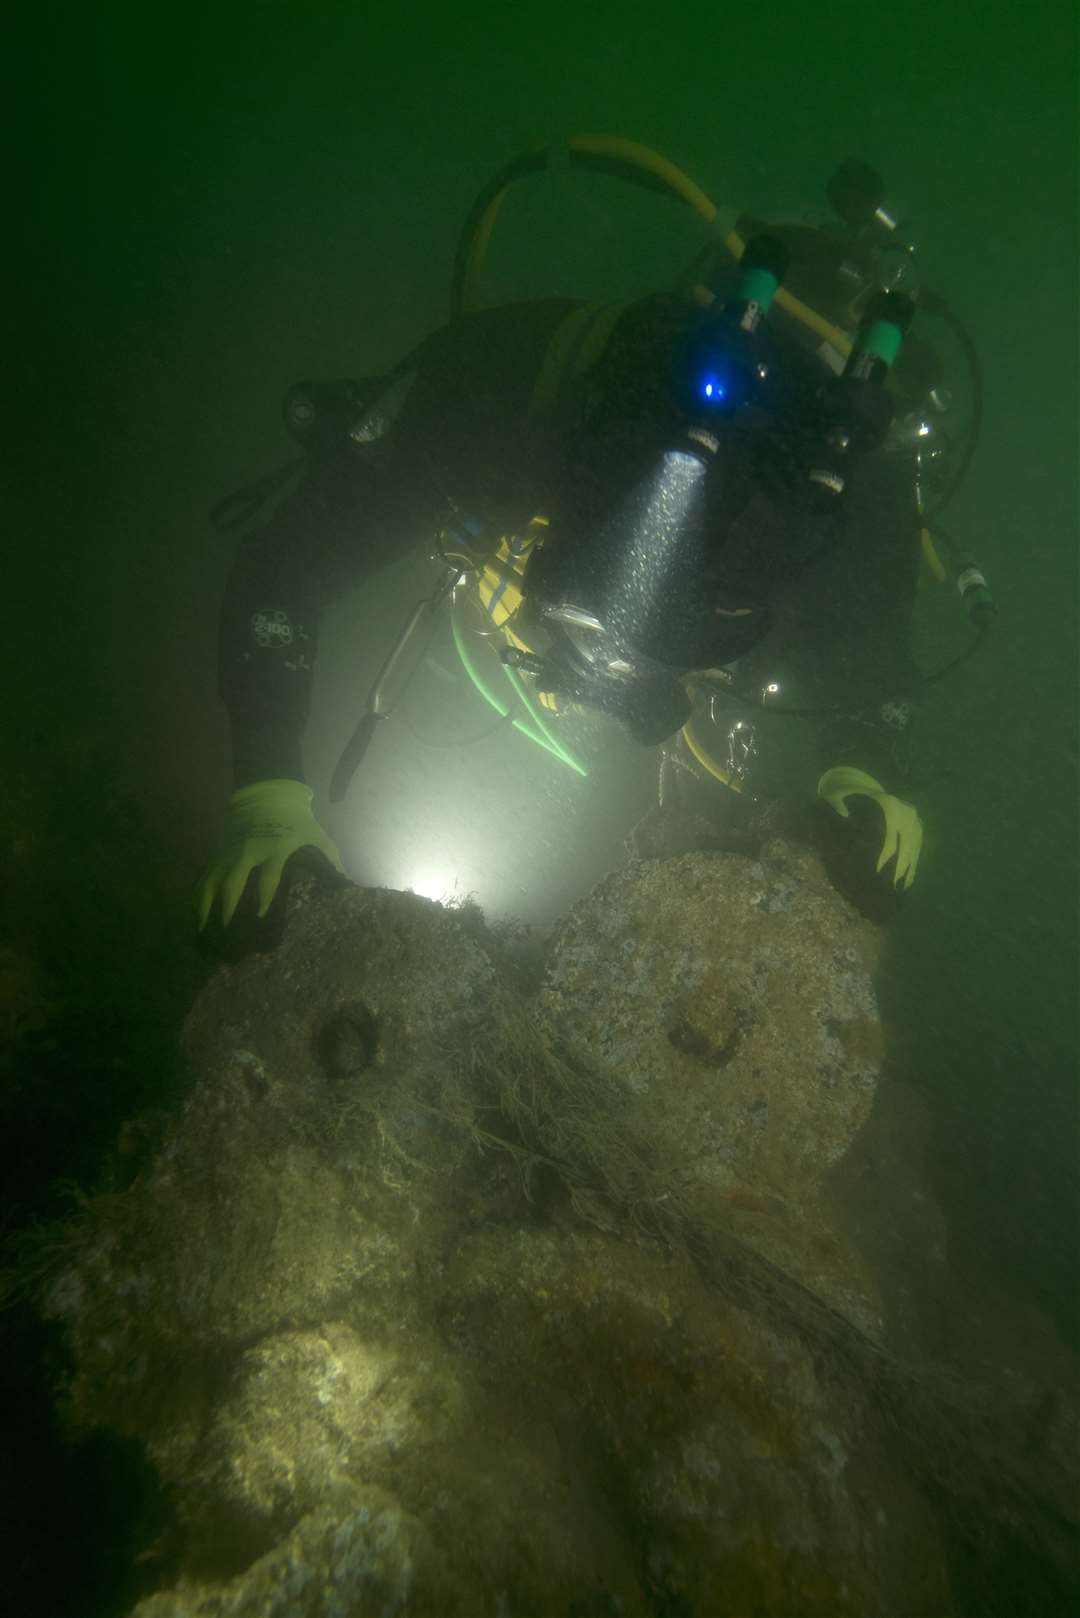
(567, 140, 854, 354)
(681, 715, 742, 791)
(567, 134, 721, 226)
(722, 227, 852, 356)
(458, 135, 854, 360)
(463, 186, 511, 313)
(920, 526, 948, 583)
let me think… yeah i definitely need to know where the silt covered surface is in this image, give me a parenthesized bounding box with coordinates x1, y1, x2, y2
(43, 851, 1080, 1615)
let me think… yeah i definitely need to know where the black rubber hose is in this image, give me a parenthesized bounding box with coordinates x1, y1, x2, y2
(919, 291, 984, 518)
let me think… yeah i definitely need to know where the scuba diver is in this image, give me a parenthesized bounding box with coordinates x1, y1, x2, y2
(198, 140, 993, 953)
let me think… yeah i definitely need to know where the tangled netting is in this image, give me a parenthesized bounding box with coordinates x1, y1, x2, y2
(349, 975, 1076, 1586)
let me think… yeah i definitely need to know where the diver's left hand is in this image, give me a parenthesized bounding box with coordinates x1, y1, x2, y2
(817, 767, 922, 889)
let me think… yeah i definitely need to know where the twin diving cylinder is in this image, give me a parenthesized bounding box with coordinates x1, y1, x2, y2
(674, 230, 915, 505)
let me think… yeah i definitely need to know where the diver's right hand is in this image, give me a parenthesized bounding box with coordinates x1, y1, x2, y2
(197, 779, 349, 948)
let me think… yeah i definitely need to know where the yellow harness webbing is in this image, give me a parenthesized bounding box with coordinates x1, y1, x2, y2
(528, 301, 630, 423)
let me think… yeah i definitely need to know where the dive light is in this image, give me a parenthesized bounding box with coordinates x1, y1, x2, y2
(674, 234, 790, 418)
(805, 289, 915, 501)
(952, 552, 996, 627)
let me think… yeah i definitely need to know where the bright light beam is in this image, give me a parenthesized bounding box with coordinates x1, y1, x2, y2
(603, 450, 708, 655)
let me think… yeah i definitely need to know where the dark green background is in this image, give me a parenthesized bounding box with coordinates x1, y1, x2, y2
(6, 2, 1078, 1612)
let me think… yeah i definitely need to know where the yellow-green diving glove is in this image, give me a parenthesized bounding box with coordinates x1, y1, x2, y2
(817, 767, 923, 890)
(197, 779, 348, 931)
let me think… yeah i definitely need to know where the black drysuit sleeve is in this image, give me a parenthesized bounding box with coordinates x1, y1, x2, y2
(214, 298, 581, 789)
(218, 439, 431, 787)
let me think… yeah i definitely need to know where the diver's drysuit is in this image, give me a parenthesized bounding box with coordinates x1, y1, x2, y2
(219, 287, 921, 796)
(203, 189, 955, 953)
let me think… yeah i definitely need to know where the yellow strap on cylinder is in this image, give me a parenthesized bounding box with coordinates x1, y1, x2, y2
(529, 303, 602, 421)
(575, 300, 630, 378)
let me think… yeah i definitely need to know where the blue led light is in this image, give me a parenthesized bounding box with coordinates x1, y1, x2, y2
(702, 377, 726, 402)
